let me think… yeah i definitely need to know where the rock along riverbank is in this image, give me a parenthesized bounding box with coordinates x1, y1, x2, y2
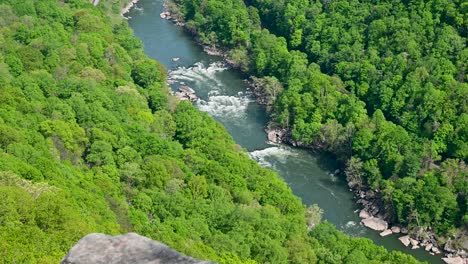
(265, 126, 466, 263)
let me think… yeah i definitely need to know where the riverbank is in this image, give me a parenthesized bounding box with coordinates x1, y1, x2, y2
(265, 125, 468, 263)
(121, 0, 140, 16)
(157, 1, 237, 61)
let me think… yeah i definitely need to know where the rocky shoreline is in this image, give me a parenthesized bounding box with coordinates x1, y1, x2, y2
(265, 126, 468, 263)
(121, 0, 139, 17)
(174, 85, 198, 102)
(161, 1, 234, 61)
(154, 1, 466, 263)
(266, 126, 467, 263)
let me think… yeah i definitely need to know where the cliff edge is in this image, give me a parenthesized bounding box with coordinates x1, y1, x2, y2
(62, 233, 215, 264)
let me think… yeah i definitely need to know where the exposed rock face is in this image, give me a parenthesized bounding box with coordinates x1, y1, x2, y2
(266, 128, 287, 143)
(361, 217, 388, 231)
(442, 256, 466, 264)
(379, 229, 392, 237)
(399, 235, 411, 247)
(359, 209, 371, 219)
(425, 243, 433, 251)
(410, 238, 419, 248)
(175, 85, 198, 102)
(62, 233, 214, 264)
(121, 0, 139, 16)
(160, 11, 171, 19)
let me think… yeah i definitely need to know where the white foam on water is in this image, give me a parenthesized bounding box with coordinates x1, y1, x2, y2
(169, 62, 227, 87)
(170, 61, 254, 121)
(342, 221, 367, 236)
(134, 6, 144, 12)
(345, 221, 356, 228)
(197, 91, 253, 119)
(341, 220, 366, 235)
(249, 147, 298, 168)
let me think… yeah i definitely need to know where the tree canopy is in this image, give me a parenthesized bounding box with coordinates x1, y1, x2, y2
(0, 0, 425, 263)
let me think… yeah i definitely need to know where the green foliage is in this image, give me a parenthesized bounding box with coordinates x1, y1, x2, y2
(131, 58, 164, 88)
(0, 0, 423, 263)
(310, 222, 421, 264)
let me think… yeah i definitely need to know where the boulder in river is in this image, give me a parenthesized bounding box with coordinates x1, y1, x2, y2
(399, 235, 411, 247)
(425, 243, 433, 252)
(160, 11, 171, 19)
(179, 85, 195, 94)
(442, 256, 465, 264)
(410, 238, 419, 248)
(361, 217, 388, 231)
(380, 229, 392, 237)
(391, 226, 401, 233)
(175, 85, 198, 102)
(171, 57, 180, 62)
(61, 233, 213, 264)
(359, 209, 371, 219)
(267, 128, 286, 143)
(121, 0, 139, 16)
(187, 93, 197, 102)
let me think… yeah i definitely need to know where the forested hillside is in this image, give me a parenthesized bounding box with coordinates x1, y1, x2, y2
(178, 0, 467, 239)
(0, 0, 423, 263)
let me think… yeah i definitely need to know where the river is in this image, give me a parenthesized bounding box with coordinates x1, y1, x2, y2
(127, 1, 442, 263)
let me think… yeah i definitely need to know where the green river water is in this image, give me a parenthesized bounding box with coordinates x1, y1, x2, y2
(127, 1, 442, 262)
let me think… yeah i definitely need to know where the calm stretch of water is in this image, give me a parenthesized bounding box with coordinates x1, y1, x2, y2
(128, 1, 441, 263)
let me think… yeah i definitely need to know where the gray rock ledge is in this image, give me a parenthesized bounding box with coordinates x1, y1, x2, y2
(61, 233, 214, 264)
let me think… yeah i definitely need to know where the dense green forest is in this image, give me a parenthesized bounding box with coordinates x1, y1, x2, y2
(0, 0, 424, 263)
(177, 0, 467, 239)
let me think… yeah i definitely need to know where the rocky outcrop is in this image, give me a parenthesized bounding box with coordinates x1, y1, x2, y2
(62, 233, 214, 264)
(266, 128, 287, 143)
(244, 78, 269, 106)
(359, 209, 371, 219)
(160, 11, 172, 19)
(361, 217, 388, 231)
(121, 0, 139, 16)
(175, 85, 198, 102)
(380, 229, 392, 237)
(445, 238, 468, 258)
(425, 243, 433, 252)
(161, 2, 185, 26)
(391, 226, 401, 233)
(399, 235, 411, 247)
(442, 256, 466, 264)
(410, 238, 419, 248)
